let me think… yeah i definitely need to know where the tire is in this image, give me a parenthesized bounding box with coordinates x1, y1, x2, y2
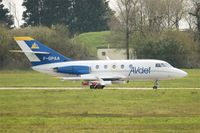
(96, 85, 104, 89)
(90, 85, 94, 89)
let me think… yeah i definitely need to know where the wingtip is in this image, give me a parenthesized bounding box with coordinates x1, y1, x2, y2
(14, 37, 34, 41)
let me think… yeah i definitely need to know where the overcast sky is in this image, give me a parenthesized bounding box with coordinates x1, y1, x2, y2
(3, 0, 188, 29)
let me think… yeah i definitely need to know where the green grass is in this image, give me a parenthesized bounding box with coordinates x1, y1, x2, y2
(1, 89, 200, 132)
(73, 31, 111, 56)
(0, 69, 199, 132)
(0, 70, 79, 87)
(73, 31, 111, 48)
(0, 69, 199, 88)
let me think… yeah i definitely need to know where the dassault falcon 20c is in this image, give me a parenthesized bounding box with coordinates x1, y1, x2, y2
(11, 37, 188, 89)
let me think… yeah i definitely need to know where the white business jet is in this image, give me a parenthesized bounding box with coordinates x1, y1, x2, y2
(11, 37, 188, 89)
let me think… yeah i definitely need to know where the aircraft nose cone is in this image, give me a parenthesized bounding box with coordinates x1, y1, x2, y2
(177, 69, 188, 78)
(182, 70, 188, 77)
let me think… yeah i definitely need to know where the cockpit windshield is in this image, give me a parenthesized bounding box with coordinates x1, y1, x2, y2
(155, 63, 173, 68)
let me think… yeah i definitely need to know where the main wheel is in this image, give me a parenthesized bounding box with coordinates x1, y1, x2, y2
(99, 85, 105, 89)
(96, 85, 105, 89)
(90, 85, 94, 89)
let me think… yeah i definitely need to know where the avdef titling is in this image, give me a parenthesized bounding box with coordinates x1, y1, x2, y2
(129, 67, 151, 74)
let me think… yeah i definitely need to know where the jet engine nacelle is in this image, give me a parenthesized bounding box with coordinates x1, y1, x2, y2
(55, 66, 90, 75)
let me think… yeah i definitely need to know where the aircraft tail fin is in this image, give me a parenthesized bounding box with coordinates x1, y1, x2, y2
(13, 37, 71, 66)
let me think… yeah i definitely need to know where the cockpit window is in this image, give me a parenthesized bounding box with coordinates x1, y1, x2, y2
(164, 63, 173, 68)
(155, 63, 172, 68)
(156, 63, 161, 67)
(161, 63, 167, 67)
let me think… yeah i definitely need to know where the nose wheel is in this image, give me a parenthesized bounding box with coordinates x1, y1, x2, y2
(153, 80, 159, 89)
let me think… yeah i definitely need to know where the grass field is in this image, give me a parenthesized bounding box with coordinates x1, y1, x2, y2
(1, 89, 200, 132)
(0, 70, 200, 132)
(73, 31, 111, 48)
(0, 69, 199, 88)
(73, 31, 111, 56)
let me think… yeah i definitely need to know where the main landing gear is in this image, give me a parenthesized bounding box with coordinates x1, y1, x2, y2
(90, 84, 105, 89)
(153, 80, 159, 89)
(82, 81, 105, 89)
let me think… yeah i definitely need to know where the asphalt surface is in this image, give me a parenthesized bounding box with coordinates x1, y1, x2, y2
(0, 87, 199, 90)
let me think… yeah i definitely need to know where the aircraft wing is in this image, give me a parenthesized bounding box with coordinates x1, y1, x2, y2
(61, 75, 96, 81)
(60, 74, 126, 81)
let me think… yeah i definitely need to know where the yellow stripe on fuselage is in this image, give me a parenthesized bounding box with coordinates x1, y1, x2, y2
(14, 37, 34, 41)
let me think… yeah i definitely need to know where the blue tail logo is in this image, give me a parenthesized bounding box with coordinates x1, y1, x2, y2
(31, 43, 39, 49)
(14, 37, 72, 66)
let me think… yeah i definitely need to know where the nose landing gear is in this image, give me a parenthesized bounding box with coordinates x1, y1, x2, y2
(153, 80, 159, 89)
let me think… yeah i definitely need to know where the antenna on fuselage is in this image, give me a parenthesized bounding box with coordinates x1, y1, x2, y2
(106, 56, 110, 60)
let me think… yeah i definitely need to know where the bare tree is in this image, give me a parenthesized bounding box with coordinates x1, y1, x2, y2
(185, 0, 195, 30)
(116, 0, 139, 59)
(185, 13, 196, 30)
(173, 0, 185, 30)
(165, 0, 185, 30)
(189, 0, 200, 39)
(137, 0, 146, 34)
(144, 0, 166, 32)
(144, 0, 185, 31)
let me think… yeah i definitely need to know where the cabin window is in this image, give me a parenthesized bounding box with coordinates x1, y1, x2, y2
(104, 65, 108, 69)
(129, 64, 133, 69)
(112, 65, 116, 69)
(121, 65, 124, 69)
(96, 65, 99, 69)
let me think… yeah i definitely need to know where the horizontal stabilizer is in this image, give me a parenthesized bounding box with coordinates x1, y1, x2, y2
(9, 50, 50, 54)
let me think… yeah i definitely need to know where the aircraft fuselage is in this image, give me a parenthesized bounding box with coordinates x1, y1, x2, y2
(32, 59, 187, 81)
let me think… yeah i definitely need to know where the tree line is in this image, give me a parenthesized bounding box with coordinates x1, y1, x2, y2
(0, 0, 13, 28)
(0, 0, 200, 69)
(114, 0, 200, 35)
(109, 0, 200, 67)
(22, 0, 112, 34)
(0, 25, 95, 69)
